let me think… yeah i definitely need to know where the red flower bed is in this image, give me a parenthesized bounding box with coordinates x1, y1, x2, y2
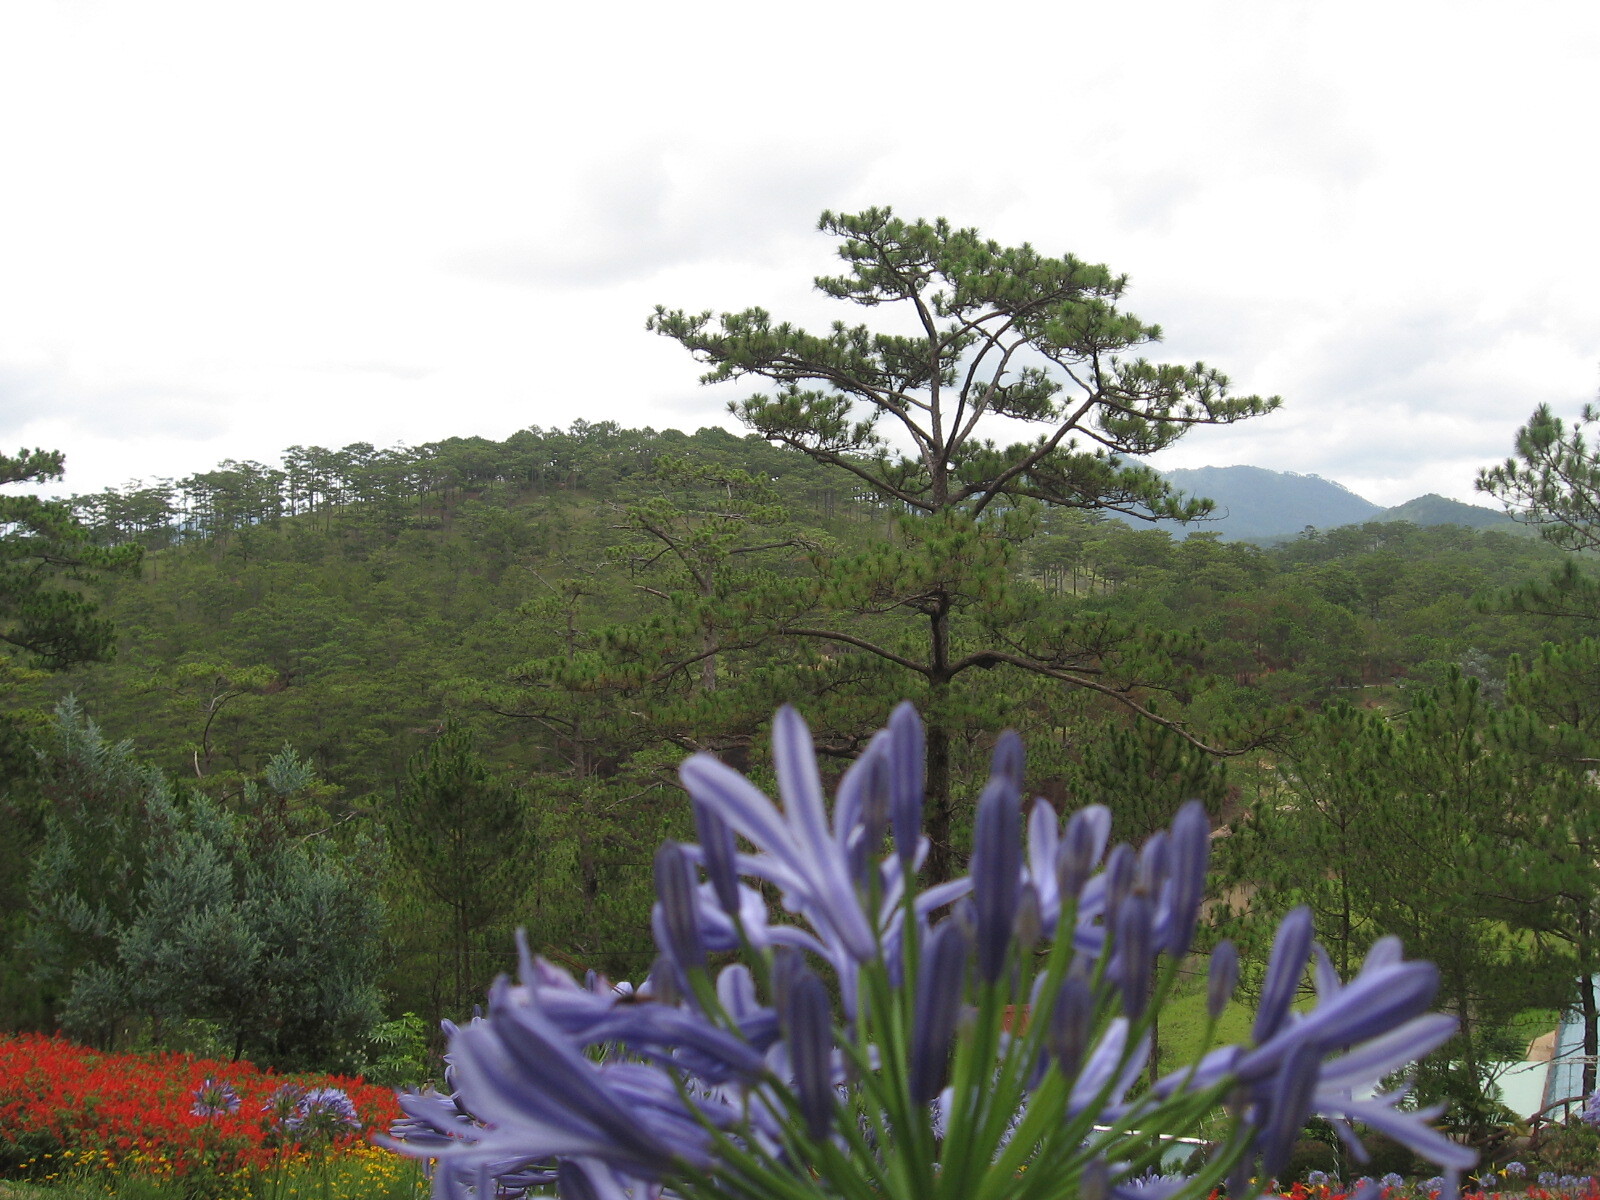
(0, 1033, 400, 1177)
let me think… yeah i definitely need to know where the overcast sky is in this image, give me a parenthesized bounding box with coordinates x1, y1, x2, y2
(2, 1, 1596, 508)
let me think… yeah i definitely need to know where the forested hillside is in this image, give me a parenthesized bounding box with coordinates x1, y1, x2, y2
(2, 419, 1588, 1058)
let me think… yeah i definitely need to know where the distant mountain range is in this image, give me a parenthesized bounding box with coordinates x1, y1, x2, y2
(1128, 464, 1525, 543)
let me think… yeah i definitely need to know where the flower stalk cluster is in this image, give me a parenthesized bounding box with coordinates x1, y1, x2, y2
(386, 704, 1475, 1200)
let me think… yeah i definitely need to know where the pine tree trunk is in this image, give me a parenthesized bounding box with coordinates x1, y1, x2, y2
(1582, 972, 1597, 1099)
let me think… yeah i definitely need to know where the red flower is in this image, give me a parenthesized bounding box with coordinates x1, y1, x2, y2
(0, 1033, 400, 1176)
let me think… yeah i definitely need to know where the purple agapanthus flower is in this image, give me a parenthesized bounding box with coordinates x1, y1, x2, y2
(286, 1087, 362, 1140)
(384, 703, 1476, 1200)
(190, 1077, 241, 1118)
(261, 1082, 307, 1128)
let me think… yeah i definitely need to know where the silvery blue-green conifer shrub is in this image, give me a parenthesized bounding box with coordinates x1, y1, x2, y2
(385, 704, 1475, 1200)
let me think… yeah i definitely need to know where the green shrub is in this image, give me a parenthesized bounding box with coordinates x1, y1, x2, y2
(1357, 1129, 1426, 1178)
(1286, 1137, 1340, 1182)
(1533, 1120, 1600, 1176)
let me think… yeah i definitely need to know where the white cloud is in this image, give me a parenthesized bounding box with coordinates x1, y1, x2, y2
(0, 0, 1596, 514)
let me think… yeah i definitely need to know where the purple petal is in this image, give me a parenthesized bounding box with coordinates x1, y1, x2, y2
(1048, 970, 1094, 1080)
(1208, 940, 1239, 1021)
(691, 798, 741, 917)
(1315, 1014, 1459, 1091)
(1070, 1018, 1149, 1116)
(991, 728, 1025, 785)
(772, 706, 832, 858)
(1058, 804, 1112, 899)
(1116, 891, 1154, 1019)
(679, 754, 803, 876)
(971, 773, 1022, 982)
(1028, 799, 1061, 929)
(557, 1159, 631, 1200)
(783, 968, 836, 1141)
(1240, 960, 1440, 1080)
(1102, 843, 1136, 918)
(888, 701, 925, 869)
(1332, 1095, 1477, 1171)
(1137, 830, 1170, 894)
(653, 842, 706, 974)
(910, 918, 971, 1103)
(1162, 800, 1210, 957)
(1258, 1043, 1321, 1176)
(1254, 907, 1313, 1044)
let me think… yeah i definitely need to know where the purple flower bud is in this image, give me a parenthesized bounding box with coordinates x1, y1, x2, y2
(782, 968, 836, 1141)
(1048, 970, 1094, 1081)
(1363, 935, 1404, 971)
(691, 797, 741, 918)
(910, 918, 971, 1103)
(1027, 799, 1061, 929)
(1311, 942, 1341, 1001)
(653, 842, 706, 975)
(1162, 801, 1210, 957)
(858, 749, 892, 852)
(1058, 804, 1111, 899)
(972, 774, 1022, 983)
(990, 728, 1025, 786)
(769, 944, 805, 1019)
(716, 963, 759, 1020)
(1102, 843, 1135, 915)
(1014, 882, 1043, 952)
(1254, 906, 1313, 1044)
(1208, 940, 1239, 1020)
(888, 702, 924, 869)
(1116, 892, 1154, 1019)
(1137, 830, 1169, 894)
(836, 745, 891, 887)
(1257, 1043, 1321, 1177)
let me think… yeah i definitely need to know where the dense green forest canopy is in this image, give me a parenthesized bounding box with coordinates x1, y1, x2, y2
(6, 417, 1599, 1132)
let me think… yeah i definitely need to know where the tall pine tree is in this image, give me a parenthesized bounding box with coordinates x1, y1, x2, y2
(651, 208, 1279, 876)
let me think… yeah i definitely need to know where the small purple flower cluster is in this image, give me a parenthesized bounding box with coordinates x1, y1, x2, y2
(189, 1076, 241, 1118)
(385, 704, 1476, 1200)
(261, 1082, 307, 1128)
(286, 1087, 362, 1139)
(1539, 1173, 1595, 1192)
